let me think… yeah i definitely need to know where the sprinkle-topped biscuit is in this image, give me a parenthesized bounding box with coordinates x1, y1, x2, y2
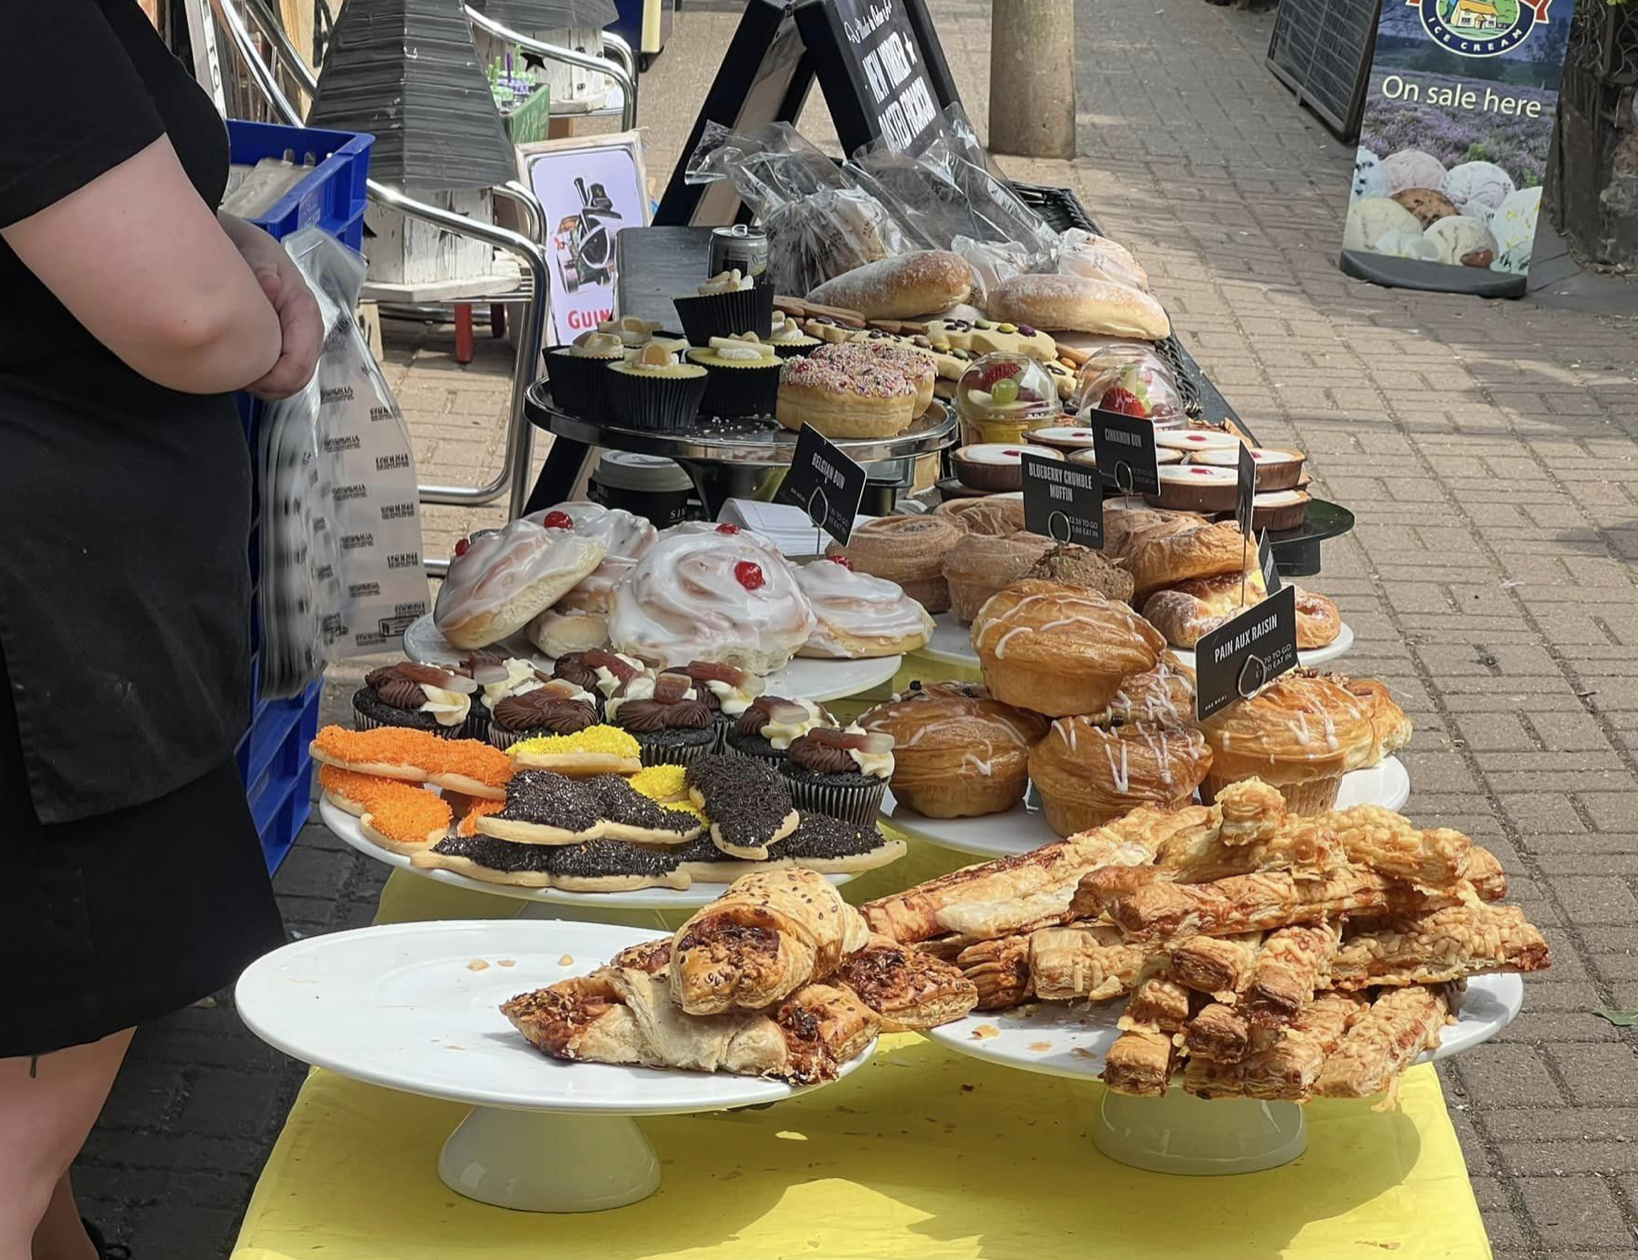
(476, 769, 706, 848)
(507, 725, 643, 776)
(769, 812, 906, 874)
(412, 832, 689, 891)
(310, 725, 512, 798)
(685, 754, 799, 860)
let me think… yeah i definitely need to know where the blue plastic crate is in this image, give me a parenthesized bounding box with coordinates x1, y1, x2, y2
(227, 119, 373, 873)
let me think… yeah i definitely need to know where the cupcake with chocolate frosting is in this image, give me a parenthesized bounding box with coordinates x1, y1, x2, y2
(778, 725, 896, 825)
(724, 695, 830, 766)
(486, 679, 601, 751)
(352, 663, 475, 737)
(605, 671, 718, 767)
(467, 655, 556, 739)
(552, 649, 653, 714)
(678, 659, 766, 749)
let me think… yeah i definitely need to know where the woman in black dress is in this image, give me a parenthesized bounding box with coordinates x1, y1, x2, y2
(0, 5, 320, 1257)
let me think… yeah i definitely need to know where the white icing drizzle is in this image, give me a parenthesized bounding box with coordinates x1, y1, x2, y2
(526, 501, 658, 560)
(434, 520, 605, 629)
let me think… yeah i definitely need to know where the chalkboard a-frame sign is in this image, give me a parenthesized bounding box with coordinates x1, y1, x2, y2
(655, 0, 964, 226)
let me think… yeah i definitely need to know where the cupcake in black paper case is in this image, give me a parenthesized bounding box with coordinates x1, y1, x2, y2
(677, 660, 766, 749)
(467, 656, 552, 740)
(687, 334, 783, 418)
(672, 269, 774, 345)
(485, 681, 601, 751)
(766, 311, 822, 360)
(544, 330, 625, 414)
(605, 342, 708, 432)
(352, 662, 475, 738)
(552, 648, 654, 714)
(605, 671, 719, 767)
(779, 725, 896, 826)
(598, 315, 663, 348)
(724, 695, 830, 766)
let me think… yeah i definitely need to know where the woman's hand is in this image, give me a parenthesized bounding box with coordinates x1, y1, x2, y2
(219, 213, 324, 400)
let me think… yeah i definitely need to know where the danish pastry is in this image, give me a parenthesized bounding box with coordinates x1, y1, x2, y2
(970, 580, 1166, 717)
(858, 681, 1050, 818)
(1028, 718, 1212, 836)
(826, 514, 965, 613)
(1142, 571, 1342, 650)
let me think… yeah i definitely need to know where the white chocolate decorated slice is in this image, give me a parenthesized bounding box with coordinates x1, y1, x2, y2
(795, 557, 935, 659)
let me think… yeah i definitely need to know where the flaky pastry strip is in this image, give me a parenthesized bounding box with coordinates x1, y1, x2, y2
(1244, 923, 1342, 1028)
(1120, 971, 1195, 1033)
(1103, 1025, 1175, 1097)
(1029, 924, 1149, 1003)
(1331, 904, 1549, 989)
(1110, 869, 1393, 940)
(1184, 991, 1368, 1101)
(956, 934, 1034, 1010)
(1314, 984, 1453, 1099)
(1182, 1002, 1251, 1063)
(1170, 933, 1263, 1000)
(1213, 777, 1287, 844)
(1157, 813, 1341, 883)
(1323, 804, 1472, 887)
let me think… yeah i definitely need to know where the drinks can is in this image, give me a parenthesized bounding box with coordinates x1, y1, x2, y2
(709, 224, 769, 281)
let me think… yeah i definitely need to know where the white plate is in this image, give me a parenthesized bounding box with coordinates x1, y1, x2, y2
(927, 972, 1522, 1083)
(916, 613, 1355, 673)
(1170, 622, 1355, 672)
(880, 756, 1411, 858)
(235, 918, 875, 1116)
(403, 614, 900, 704)
(320, 797, 854, 909)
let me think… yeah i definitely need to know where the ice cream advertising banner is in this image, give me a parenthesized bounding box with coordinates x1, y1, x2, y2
(1340, 0, 1576, 297)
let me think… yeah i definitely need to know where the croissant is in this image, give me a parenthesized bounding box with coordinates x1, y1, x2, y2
(1121, 517, 1250, 603)
(670, 868, 870, 1015)
(502, 967, 877, 1085)
(1142, 572, 1342, 651)
(858, 681, 1049, 819)
(1199, 671, 1387, 816)
(970, 581, 1166, 717)
(1029, 718, 1212, 837)
(1314, 984, 1454, 1099)
(833, 936, 980, 1031)
(1330, 905, 1549, 989)
(1184, 991, 1368, 1101)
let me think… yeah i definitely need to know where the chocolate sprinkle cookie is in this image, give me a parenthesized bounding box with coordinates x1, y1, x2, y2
(581, 775, 701, 835)
(429, 832, 556, 874)
(686, 754, 796, 858)
(500, 770, 605, 832)
(541, 838, 683, 881)
(772, 812, 889, 861)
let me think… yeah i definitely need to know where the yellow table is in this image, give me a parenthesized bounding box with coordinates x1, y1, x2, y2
(233, 1041, 1489, 1260)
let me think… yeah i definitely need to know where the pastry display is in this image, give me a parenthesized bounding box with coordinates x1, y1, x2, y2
(805, 250, 974, 319)
(687, 334, 784, 418)
(608, 529, 817, 674)
(795, 556, 935, 658)
(826, 515, 965, 613)
(775, 354, 918, 439)
(985, 274, 1171, 340)
(953, 354, 1060, 446)
(433, 519, 606, 650)
(605, 342, 710, 431)
(506, 726, 645, 777)
(779, 725, 896, 825)
(1142, 571, 1342, 650)
(724, 695, 829, 765)
(351, 662, 475, 737)
(545, 330, 625, 412)
(1199, 671, 1411, 815)
(1190, 445, 1306, 492)
(932, 494, 1027, 535)
(1028, 718, 1212, 836)
(686, 753, 800, 860)
(604, 671, 720, 767)
(865, 784, 1546, 1101)
(1021, 542, 1135, 604)
(970, 580, 1166, 717)
(949, 443, 1064, 493)
(859, 681, 1050, 818)
(942, 532, 1055, 625)
(673, 268, 774, 344)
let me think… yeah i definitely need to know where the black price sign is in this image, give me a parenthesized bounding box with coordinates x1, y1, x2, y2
(778, 424, 867, 545)
(1258, 528, 1284, 597)
(1236, 443, 1258, 541)
(1021, 453, 1103, 549)
(1089, 409, 1160, 495)
(1195, 585, 1299, 722)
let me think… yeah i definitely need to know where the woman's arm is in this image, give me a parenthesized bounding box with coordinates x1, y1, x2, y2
(1, 137, 282, 395)
(218, 212, 325, 400)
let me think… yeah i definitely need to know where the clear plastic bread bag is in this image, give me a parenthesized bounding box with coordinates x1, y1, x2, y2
(1056, 227, 1151, 292)
(685, 121, 911, 294)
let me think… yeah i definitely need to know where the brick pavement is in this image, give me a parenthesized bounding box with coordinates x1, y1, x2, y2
(76, 3, 1637, 1258)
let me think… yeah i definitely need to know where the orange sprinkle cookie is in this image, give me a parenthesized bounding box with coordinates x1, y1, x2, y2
(310, 725, 512, 799)
(455, 798, 506, 838)
(360, 786, 454, 856)
(318, 764, 407, 817)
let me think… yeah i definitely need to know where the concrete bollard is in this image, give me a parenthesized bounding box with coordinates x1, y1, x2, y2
(988, 0, 1077, 159)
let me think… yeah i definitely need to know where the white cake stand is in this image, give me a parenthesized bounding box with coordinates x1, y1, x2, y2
(927, 973, 1521, 1175)
(235, 919, 875, 1212)
(880, 756, 1411, 859)
(403, 614, 900, 704)
(320, 797, 855, 914)
(913, 612, 1354, 674)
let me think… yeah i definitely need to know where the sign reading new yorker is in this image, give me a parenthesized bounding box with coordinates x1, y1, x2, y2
(1341, 0, 1577, 286)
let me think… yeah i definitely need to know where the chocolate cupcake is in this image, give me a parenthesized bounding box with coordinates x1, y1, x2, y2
(678, 660, 766, 749)
(352, 663, 475, 737)
(486, 683, 601, 751)
(553, 649, 653, 713)
(543, 331, 625, 414)
(672, 269, 774, 344)
(469, 656, 556, 739)
(778, 726, 896, 825)
(605, 671, 719, 767)
(724, 695, 829, 766)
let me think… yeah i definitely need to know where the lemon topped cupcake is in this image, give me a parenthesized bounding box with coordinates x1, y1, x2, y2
(673, 268, 774, 343)
(688, 333, 783, 417)
(767, 310, 822, 359)
(606, 341, 708, 430)
(545, 329, 625, 413)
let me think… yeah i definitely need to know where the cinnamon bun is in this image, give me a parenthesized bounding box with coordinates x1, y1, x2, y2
(826, 515, 965, 614)
(1030, 718, 1212, 836)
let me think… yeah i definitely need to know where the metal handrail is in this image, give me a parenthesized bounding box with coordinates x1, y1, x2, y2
(213, 0, 553, 536)
(242, 0, 317, 96)
(464, 6, 638, 132)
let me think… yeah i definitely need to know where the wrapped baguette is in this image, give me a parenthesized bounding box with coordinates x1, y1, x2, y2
(986, 274, 1171, 339)
(805, 250, 974, 320)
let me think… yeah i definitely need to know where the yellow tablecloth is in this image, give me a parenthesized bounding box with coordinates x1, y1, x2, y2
(233, 1044, 1489, 1260)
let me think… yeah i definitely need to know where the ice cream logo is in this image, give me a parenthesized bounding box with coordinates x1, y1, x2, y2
(1408, 0, 1551, 56)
